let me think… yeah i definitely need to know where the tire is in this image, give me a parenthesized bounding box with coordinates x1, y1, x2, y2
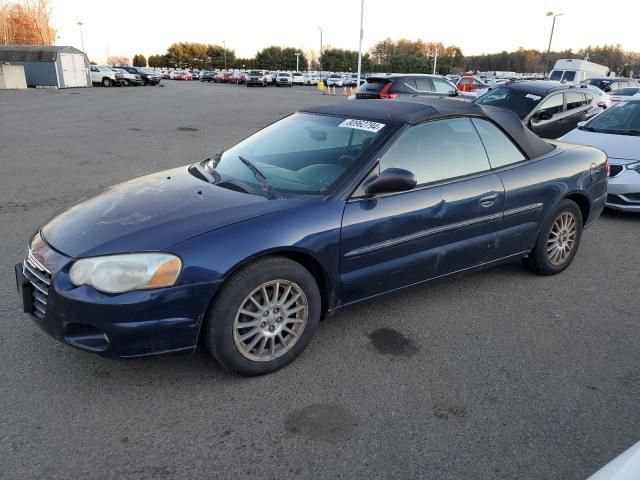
(523, 199, 583, 275)
(205, 256, 321, 376)
(102, 77, 112, 87)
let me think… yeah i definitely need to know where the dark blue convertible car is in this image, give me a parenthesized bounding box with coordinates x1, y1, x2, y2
(15, 98, 608, 375)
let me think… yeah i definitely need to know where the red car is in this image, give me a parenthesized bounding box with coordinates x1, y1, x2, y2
(174, 72, 193, 81)
(456, 75, 488, 92)
(230, 72, 248, 84)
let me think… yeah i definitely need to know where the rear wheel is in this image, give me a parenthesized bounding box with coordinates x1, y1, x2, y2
(205, 257, 321, 376)
(523, 199, 583, 275)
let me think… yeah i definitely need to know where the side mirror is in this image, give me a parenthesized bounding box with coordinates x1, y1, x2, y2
(448, 90, 458, 97)
(534, 110, 553, 122)
(364, 168, 417, 196)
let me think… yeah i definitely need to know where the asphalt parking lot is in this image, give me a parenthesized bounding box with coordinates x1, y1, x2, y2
(1, 81, 638, 480)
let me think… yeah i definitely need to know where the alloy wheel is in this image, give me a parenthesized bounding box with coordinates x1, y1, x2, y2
(547, 212, 577, 265)
(233, 280, 308, 362)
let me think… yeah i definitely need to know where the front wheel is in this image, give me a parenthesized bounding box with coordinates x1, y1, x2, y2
(102, 77, 112, 87)
(205, 256, 321, 376)
(523, 199, 583, 275)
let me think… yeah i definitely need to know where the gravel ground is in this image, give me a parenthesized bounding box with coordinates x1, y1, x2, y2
(0, 81, 638, 480)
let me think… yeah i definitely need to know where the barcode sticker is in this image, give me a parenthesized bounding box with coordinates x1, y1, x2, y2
(338, 119, 386, 132)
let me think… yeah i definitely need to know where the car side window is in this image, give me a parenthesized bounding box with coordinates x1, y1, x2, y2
(398, 78, 417, 93)
(471, 119, 525, 168)
(565, 92, 585, 111)
(537, 94, 563, 116)
(379, 118, 491, 186)
(414, 78, 433, 92)
(433, 78, 455, 94)
(90, 66, 99, 72)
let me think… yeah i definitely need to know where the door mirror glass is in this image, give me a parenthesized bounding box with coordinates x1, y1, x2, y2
(364, 168, 417, 196)
(534, 110, 553, 121)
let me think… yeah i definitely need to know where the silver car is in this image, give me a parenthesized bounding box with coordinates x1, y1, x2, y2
(560, 98, 640, 212)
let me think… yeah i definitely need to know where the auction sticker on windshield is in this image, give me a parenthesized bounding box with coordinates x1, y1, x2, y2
(339, 119, 386, 133)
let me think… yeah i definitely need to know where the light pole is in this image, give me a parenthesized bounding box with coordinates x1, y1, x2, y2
(432, 46, 439, 75)
(317, 26, 323, 76)
(295, 52, 301, 72)
(77, 21, 85, 53)
(544, 11, 564, 78)
(356, 0, 364, 88)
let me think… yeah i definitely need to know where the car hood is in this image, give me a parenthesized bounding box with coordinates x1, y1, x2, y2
(560, 128, 640, 162)
(41, 166, 302, 258)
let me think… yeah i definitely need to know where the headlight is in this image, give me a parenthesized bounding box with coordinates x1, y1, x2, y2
(627, 162, 640, 173)
(69, 253, 182, 294)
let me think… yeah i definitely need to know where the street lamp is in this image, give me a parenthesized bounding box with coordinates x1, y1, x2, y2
(317, 26, 323, 76)
(356, 0, 364, 88)
(295, 52, 301, 72)
(544, 11, 564, 78)
(77, 21, 85, 53)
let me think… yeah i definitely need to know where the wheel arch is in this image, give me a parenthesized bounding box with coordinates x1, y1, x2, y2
(565, 191, 590, 225)
(213, 248, 334, 321)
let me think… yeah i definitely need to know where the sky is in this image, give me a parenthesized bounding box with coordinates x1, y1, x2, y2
(53, 0, 640, 64)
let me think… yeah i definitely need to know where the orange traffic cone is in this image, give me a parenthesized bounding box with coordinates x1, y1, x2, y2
(342, 86, 347, 96)
(349, 87, 354, 96)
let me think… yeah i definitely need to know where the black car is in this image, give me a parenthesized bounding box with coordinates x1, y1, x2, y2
(582, 76, 639, 93)
(120, 66, 161, 86)
(474, 81, 602, 139)
(356, 74, 459, 100)
(199, 71, 216, 82)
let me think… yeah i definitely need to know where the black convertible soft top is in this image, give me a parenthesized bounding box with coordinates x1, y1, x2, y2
(300, 98, 555, 159)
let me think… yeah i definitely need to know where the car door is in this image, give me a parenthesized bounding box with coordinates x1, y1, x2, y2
(339, 117, 505, 304)
(528, 92, 564, 139)
(470, 118, 546, 256)
(560, 91, 593, 136)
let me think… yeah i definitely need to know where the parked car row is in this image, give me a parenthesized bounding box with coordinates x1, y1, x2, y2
(90, 65, 161, 87)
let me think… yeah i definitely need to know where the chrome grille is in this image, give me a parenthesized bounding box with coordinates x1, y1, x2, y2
(23, 251, 51, 319)
(609, 164, 623, 178)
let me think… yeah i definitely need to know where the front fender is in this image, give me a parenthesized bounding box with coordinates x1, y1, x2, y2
(166, 200, 345, 310)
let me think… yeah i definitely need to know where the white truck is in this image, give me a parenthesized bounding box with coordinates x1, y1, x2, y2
(549, 59, 609, 84)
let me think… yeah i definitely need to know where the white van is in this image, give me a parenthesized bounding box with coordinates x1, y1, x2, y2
(549, 59, 609, 84)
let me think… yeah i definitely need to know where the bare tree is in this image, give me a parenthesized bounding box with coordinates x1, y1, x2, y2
(106, 55, 130, 67)
(24, 0, 55, 44)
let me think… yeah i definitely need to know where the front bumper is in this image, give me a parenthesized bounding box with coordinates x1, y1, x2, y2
(606, 166, 640, 212)
(15, 241, 220, 358)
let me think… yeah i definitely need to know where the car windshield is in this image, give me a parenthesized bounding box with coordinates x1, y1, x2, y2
(278, 73, 290, 77)
(249, 70, 262, 76)
(203, 113, 390, 196)
(586, 78, 613, 90)
(139, 68, 154, 74)
(584, 101, 640, 134)
(474, 86, 543, 119)
(612, 88, 640, 96)
(549, 71, 563, 81)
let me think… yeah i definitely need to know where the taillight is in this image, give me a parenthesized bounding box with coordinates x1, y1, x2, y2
(378, 82, 396, 99)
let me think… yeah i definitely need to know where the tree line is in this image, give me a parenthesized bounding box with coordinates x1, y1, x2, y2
(145, 40, 639, 77)
(0, 0, 55, 45)
(465, 44, 640, 76)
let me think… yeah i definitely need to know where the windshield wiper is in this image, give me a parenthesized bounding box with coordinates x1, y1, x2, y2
(238, 155, 281, 199)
